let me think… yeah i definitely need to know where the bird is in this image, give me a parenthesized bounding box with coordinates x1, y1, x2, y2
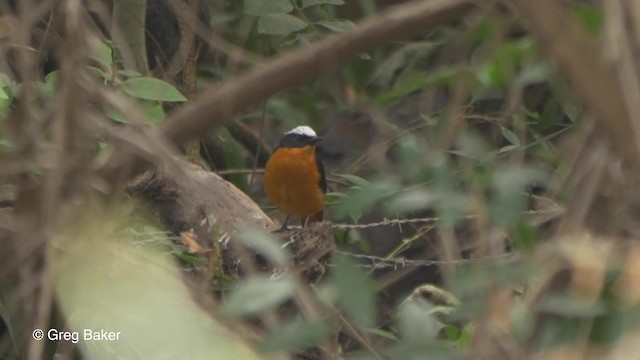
(264, 125, 326, 231)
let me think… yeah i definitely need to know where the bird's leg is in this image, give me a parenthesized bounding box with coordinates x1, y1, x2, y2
(273, 215, 290, 232)
(302, 216, 310, 227)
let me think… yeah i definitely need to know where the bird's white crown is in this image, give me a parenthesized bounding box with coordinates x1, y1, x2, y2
(285, 125, 317, 138)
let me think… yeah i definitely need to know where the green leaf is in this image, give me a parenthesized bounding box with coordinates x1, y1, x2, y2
(442, 324, 459, 341)
(0, 97, 11, 118)
(333, 254, 376, 328)
(104, 105, 127, 124)
(457, 323, 475, 349)
(477, 60, 505, 87)
(121, 77, 187, 102)
(236, 229, 291, 266)
(143, 102, 165, 124)
(500, 126, 520, 146)
(489, 165, 546, 226)
(91, 41, 114, 68)
(506, 38, 536, 66)
(0, 74, 10, 101)
(497, 144, 519, 154)
(516, 62, 550, 86)
(243, 0, 293, 15)
(87, 66, 110, 81)
(388, 188, 436, 213)
(0, 138, 15, 154)
(301, 0, 344, 8)
(572, 4, 603, 35)
(509, 219, 537, 250)
(467, 21, 493, 45)
(0, 73, 11, 88)
(333, 178, 397, 221)
(44, 71, 59, 95)
(335, 174, 371, 188)
(348, 207, 363, 223)
(315, 19, 355, 33)
(375, 68, 456, 106)
(221, 276, 296, 317)
(257, 14, 308, 35)
(364, 328, 399, 341)
(260, 319, 333, 353)
(118, 69, 143, 78)
(371, 41, 439, 89)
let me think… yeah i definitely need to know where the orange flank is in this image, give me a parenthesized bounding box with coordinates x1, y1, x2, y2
(264, 145, 325, 219)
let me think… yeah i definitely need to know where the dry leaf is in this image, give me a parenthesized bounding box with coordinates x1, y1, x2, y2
(180, 230, 205, 254)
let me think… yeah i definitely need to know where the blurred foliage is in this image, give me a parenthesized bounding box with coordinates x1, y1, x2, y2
(201, 1, 628, 358)
(5, 0, 637, 359)
(51, 201, 262, 360)
(0, 40, 186, 128)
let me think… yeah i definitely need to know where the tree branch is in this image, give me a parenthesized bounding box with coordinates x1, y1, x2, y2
(98, 0, 475, 184)
(159, 0, 473, 146)
(112, 0, 149, 74)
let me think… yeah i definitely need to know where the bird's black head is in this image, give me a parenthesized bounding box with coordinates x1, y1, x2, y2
(278, 126, 322, 148)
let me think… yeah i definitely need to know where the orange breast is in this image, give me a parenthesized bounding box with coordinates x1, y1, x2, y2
(264, 146, 325, 218)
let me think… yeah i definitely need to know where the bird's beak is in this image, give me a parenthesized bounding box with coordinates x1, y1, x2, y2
(312, 136, 323, 144)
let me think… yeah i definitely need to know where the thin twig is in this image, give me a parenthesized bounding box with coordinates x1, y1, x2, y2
(334, 250, 519, 269)
(332, 307, 384, 360)
(280, 209, 559, 230)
